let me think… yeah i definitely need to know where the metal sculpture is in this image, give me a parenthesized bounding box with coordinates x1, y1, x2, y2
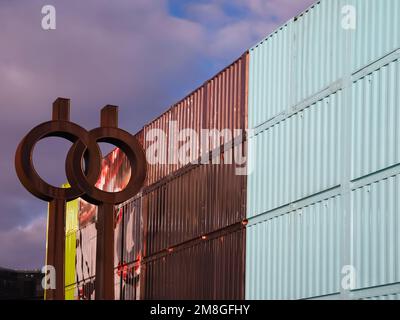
(15, 98, 146, 300)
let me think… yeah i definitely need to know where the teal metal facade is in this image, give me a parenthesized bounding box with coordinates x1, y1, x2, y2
(246, 0, 400, 299)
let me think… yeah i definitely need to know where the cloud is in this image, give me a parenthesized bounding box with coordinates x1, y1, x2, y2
(0, 0, 208, 126)
(235, 0, 315, 19)
(177, 0, 316, 61)
(184, 2, 232, 27)
(0, 216, 47, 270)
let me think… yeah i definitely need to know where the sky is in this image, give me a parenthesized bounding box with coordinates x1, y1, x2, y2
(0, 0, 314, 270)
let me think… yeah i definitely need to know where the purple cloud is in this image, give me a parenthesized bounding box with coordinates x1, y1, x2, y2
(0, 216, 46, 270)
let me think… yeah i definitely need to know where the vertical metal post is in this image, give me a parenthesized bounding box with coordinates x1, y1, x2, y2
(45, 98, 70, 300)
(46, 199, 66, 300)
(95, 203, 115, 300)
(95, 105, 118, 300)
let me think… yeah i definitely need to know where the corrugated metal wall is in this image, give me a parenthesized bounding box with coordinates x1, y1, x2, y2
(121, 260, 141, 300)
(351, 0, 400, 71)
(75, 223, 97, 283)
(122, 196, 143, 265)
(145, 54, 248, 186)
(145, 155, 246, 256)
(248, 90, 342, 218)
(248, 22, 293, 128)
(247, 0, 400, 300)
(144, 87, 204, 187)
(293, 0, 345, 107)
(352, 175, 400, 291)
(248, 0, 346, 129)
(351, 59, 400, 180)
(139, 137, 247, 299)
(77, 278, 96, 300)
(143, 226, 245, 300)
(204, 56, 248, 132)
(246, 196, 343, 300)
(248, 0, 400, 129)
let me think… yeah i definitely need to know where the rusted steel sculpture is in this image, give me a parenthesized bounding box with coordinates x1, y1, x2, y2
(15, 98, 146, 300)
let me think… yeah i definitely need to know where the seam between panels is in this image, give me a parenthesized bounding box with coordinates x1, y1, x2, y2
(339, 0, 354, 300)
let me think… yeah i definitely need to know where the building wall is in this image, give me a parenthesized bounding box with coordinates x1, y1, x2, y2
(142, 226, 245, 300)
(246, 0, 400, 300)
(144, 54, 248, 186)
(0, 268, 44, 300)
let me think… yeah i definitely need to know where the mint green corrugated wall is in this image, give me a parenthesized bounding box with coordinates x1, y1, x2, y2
(246, 0, 400, 300)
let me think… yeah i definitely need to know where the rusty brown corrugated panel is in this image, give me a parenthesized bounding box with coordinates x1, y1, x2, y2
(119, 260, 141, 300)
(204, 52, 248, 133)
(144, 144, 247, 257)
(75, 206, 125, 281)
(114, 268, 121, 300)
(114, 207, 124, 268)
(121, 195, 143, 264)
(76, 277, 95, 300)
(143, 86, 204, 187)
(144, 53, 248, 187)
(134, 129, 148, 190)
(75, 268, 122, 300)
(75, 223, 97, 283)
(141, 225, 245, 300)
(135, 129, 145, 148)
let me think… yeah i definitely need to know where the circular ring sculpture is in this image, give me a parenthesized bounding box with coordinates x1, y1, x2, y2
(66, 127, 147, 205)
(15, 103, 146, 205)
(15, 121, 102, 202)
